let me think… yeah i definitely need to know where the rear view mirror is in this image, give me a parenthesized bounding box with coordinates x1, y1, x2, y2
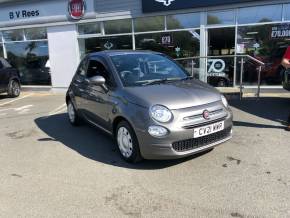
(89, 76, 106, 86)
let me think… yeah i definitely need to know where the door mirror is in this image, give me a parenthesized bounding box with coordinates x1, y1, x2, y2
(89, 76, 106, 86)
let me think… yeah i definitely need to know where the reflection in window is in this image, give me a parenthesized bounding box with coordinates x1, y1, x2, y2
(167, 13, 200, 30)
(6, 41, 50, 85)
(207, 28, 235, 87)
(134, 16, 165, 32)
(78, 23, 101, 35)
(25, 28, 47, 40)
(237, 24, 288, 85)
(284, 4, 290, 21)
(135, 31, 200, 59)
(78, 35, 133, 57)
(238, 5, 282, 24)
(104, 19, 132, 34)
(2, 29, 24, 42)
(0, 32, 2, 43)
(0, 44, 3, 58)
(207, 10, 235, 25)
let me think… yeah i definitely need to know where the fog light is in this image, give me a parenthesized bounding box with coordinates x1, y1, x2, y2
(148, 126, 168, 137)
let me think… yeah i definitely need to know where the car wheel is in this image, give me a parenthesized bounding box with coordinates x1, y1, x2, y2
(67, 100, 80, 126)
(116, 121, 143, 163)
(7, 80, 20, 98)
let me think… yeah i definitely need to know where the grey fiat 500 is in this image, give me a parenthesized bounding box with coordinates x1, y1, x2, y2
(66, 51, 233, 162)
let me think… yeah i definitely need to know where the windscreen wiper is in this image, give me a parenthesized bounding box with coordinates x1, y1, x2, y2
(142, 78, 180, 86)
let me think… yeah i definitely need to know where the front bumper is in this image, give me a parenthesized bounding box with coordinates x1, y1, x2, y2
(135, 109, 233, 160)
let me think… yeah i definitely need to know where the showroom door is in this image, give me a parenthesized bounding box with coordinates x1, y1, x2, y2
(206, 27, 235, 87)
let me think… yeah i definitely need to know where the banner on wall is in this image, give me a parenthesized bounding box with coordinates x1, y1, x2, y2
(271, 23, 290, 39)
(142, 0, 264, 13)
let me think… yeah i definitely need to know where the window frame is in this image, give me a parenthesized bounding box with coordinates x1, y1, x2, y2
(76, 57, 89, 77)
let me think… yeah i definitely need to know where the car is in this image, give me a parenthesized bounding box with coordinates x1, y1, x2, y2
(0, 58, 21, 97)
(66, 51, 233, 163)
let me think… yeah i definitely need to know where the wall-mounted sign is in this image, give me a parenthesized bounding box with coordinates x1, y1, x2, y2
(161, 35, 172, 45)
(208, 59, 226, 73)
(236, 44, 245, 54)
(9, 10, 40, 20)
(68, 0, 86, 20)
(142, 0, 263, 13)
(271, 23, 290, 39)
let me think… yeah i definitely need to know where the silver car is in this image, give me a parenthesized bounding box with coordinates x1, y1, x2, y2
(66, 51, 233, 162)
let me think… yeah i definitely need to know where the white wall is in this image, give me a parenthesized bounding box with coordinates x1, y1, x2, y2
(47, 24, 79, 89)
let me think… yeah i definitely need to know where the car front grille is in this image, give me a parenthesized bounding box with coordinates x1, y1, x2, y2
(172, 127, 232, 152)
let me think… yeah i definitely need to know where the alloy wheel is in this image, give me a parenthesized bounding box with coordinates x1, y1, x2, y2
(12, 81, 20, 96)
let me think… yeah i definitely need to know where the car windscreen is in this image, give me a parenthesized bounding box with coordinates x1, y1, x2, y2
(110, 53, 189, 87)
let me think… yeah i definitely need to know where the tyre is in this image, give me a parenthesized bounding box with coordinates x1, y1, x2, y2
(67, 100, 81, 126)
(7, 80, 21, 98)
(116, 121, 143, 163)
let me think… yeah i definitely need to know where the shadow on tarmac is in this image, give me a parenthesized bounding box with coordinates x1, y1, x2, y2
(35, 113, 210, 170)
(229, 97, 290, 129)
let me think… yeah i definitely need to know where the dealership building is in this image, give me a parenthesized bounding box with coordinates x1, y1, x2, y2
(0, 0, 290, 89)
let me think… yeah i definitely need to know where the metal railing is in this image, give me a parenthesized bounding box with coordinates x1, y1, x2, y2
(175, 55, 265, 99)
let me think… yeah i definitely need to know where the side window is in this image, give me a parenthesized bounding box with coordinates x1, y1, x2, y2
(76, 58, 88, 76)
(86, 59, 113, 86)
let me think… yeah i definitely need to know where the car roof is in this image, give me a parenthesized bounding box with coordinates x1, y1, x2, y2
(89, 50, 163, 58)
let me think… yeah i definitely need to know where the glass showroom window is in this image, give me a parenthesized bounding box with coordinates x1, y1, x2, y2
(135, 31, 200, 58)
(134, 16, 165, 32)
(6, 41, 50, 85)
(104, 19, 132, 34)
(79, 35, 133, 57)
(78, 22, 101, 35)
(237, 23, 289, 86)
(207, 28, 235, 87)
(2, 29, 24, 42)
(238, 5, 283, 24)
(284, 4, 290, 21)
(25, 27, 47, 40)
(167, 12, 200, 30)
(207, 10, 235, 25)
(2, 28, 50, 85)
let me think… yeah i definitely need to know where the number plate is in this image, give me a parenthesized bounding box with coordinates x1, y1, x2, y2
(193, 121, 224, 138)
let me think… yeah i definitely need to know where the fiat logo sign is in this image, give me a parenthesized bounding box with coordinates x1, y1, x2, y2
(203, 110, 210, 120)
(68, 0, 86, 20)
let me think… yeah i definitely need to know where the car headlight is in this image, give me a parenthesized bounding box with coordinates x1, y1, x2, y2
(221, 95, 228, 108)
(148, 126, 168, 137)
(150, 105, 173, 123)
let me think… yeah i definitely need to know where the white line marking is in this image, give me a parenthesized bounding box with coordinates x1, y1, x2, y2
(15, 105, 33, 111)
(18, 109, 30, 114)
(0, 94, 34, 107)
(0, 105, 34, 113)
(49, 103, 66, 116)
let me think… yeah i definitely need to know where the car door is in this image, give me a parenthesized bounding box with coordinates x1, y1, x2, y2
(70, 57, 89, 114)
(82, 57, 115, 131)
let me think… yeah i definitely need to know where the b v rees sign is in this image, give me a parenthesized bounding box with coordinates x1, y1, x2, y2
(142, 0, 263, 13)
